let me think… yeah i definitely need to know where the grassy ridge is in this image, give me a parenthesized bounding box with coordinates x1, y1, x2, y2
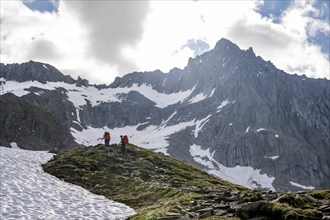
(43, 144, 244, 219)
(43, 144, 330, 219)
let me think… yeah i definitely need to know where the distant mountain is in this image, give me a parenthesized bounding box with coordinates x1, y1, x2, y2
(0, 38, 329, 191)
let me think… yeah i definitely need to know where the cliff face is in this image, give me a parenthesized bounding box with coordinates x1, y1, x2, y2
(0, 93, 77, 150)
(1, 38, 329, 191)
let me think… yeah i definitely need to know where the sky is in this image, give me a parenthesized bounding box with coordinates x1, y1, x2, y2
(0, 146, 135, 219)
(0, 0, 329, 84)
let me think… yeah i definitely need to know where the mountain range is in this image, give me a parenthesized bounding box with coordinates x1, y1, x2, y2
(1, 38, 329, 191)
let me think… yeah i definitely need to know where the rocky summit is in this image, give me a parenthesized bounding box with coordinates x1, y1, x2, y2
(1, 38, 329, 191)
(43, 144, 330, 220)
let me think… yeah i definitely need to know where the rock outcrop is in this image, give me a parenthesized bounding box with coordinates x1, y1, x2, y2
(0, 93, 77, 150)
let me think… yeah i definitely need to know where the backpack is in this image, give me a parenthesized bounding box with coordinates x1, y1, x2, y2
(104, 132, 111, 141)
(123, 135, 129, 144)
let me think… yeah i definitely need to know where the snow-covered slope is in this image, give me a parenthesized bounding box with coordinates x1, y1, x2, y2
(0, 79, 194, 109)
(0, 146, 135, 219)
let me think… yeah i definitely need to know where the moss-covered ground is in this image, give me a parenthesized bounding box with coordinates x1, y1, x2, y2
(43, 144, 330, 219)
(43, 144, 244, 219)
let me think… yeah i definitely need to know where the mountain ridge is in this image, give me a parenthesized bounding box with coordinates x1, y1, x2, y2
(0, 38, 329, 191)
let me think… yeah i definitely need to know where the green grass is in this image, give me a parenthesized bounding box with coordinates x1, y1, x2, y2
(308, 190, 330, 202)
(43, 144, 244, 219)
(43, 144, 329, 219)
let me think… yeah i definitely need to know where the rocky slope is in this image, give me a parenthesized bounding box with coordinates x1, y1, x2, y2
(1, 38, 329, 191)
(0, 93, 77, 150)
(43, 144, 330, 220)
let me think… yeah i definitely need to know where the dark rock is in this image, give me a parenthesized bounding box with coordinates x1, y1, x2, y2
(0, 93, 77, 150)
(76, 76, 89, 87)
(0, 61, 75, 84)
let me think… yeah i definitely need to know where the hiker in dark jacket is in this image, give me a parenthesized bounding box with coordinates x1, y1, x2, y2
(120, 135, 129, 154)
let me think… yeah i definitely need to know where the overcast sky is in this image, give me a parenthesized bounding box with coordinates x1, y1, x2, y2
(1, 0, 329, 84)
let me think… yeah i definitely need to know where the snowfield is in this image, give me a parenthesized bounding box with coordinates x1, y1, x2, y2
(0, 80, 195, 109)
(189, 144, 276, 191)
(0, 147, 135, 220)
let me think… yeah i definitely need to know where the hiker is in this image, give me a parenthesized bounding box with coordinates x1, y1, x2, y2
(102, 131, 111, 147)
(120, 135, 129, 154)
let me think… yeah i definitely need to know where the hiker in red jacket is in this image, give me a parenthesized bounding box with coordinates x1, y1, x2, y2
(102, 131, 111, 147)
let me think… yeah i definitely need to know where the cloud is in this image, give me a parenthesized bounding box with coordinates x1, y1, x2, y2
(125, 1, 259, 73)
(62, 1, 150, 76)
(227, 18, 292, 53)
(0, 1, 61, 62)
(0, 0, 328, 83)
(27, 39, 61, 60)
(0, 1, 151, 84)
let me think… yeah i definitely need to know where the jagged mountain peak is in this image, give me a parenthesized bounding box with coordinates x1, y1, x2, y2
(214, 38, 241, 51)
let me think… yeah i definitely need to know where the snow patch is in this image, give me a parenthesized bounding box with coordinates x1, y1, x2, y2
(275, 134, 279, 138)
(189, 144, 275, 191)
(0, 147, 135, 219)
(290, 181, 315, 190)
(209, 88, 215, 97)
(161, 111, 177, 126)
(246, 126, 250, 133)
(265, 156, 279, 160)
(0, 81, 194, 109)
(189, 93, 207, 104)
(194, 115, 212, 138)
(216, 99, 235, 113)
(75, 108, 81, 123)
(34, 90, 45, 96)
(43, 64, 48, 69)
(123, 83, 194, 108)
(257, 128, 267, 132)
(10, 142, 20, 149)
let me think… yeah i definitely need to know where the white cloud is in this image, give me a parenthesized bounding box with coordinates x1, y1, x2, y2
(126, 1, 258, 73)
(226, 0, 329, 79)
(0, 0, 329, 84)
(0, 1, 149, 84)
